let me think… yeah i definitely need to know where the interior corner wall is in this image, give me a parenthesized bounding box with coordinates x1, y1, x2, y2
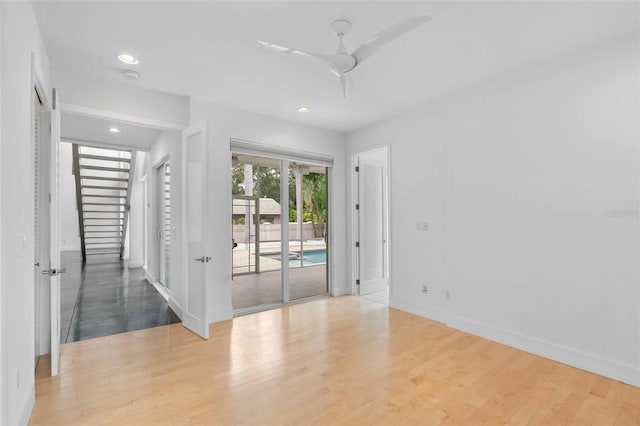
(128, 153, 146, 269)
(145, 131, 184, 314)
(346, 34, 640, 386)
(59, 142, 81, 251)
(189, 100, 348, 323)
(0, 2, 50, 424)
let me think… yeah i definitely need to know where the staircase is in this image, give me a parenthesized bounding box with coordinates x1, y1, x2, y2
(72, 145, 136, 261)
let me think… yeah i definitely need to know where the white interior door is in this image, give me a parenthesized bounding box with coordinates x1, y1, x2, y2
(182, 123, 209, 339)
(358, 157, 388, 296)
(49, 88, 62, 375)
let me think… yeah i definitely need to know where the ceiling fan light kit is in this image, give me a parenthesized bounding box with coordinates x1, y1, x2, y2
(259, 15, 431, 98)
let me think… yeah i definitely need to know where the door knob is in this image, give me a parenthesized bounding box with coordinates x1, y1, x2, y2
(194, 257, 205, 262)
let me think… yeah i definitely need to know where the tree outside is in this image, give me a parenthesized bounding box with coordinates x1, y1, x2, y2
(231, 163, 327, 240)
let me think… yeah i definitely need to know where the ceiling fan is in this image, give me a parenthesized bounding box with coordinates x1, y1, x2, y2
(258, 15, 431, 97)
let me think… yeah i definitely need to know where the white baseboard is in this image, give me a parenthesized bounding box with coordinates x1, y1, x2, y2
(19, 384, 35, 426)
(128, 261, 143, 269)
(209, 307, 233, 324)
(168, 297, 183, 320)
(143, 268, 156, 285)
(331, 284, 351, 297)
(390, 298, 449, 324)
(447, 314, 640, 387)
(60, 246, 80, 252)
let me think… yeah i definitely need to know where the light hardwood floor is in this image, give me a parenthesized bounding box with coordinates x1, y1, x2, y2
(31, 296, 639, 425)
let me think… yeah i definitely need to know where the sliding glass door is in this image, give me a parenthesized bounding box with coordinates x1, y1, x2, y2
(231, 152, 329, 312)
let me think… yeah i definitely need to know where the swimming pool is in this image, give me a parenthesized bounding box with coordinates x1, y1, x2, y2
(261, 249, 326, 267)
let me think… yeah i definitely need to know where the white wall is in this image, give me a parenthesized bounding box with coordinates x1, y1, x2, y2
(0, 2, 50, 424)
(59, 142, 80, 251)
(144, 131, 184, 314)
(129, 152, 146, 269)
(190, 100, 347, 322)
(347, 34, 640, 386)
(53, 69, 190, 126)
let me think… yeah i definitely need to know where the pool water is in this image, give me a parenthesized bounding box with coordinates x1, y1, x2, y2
(262, 249, 326, 266)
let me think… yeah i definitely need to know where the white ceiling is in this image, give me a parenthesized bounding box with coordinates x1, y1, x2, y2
(61, 113, 163, 151)
(35, 1, 639, 132)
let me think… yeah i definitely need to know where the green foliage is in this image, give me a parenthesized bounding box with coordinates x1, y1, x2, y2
(302, 172, 328, 239)
(289, 207, 312, 222)
(232, 162, 328, 239)
(231, 163, 294, 203)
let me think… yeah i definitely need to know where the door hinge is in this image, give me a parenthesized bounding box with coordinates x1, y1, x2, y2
(355, 204, 359, 210)
(356, 279, 360, 285)
(355, 241, 360, 248)
(355, 166, 359, 172)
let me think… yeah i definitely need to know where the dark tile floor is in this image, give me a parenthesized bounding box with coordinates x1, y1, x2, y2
(60, 251, 180, 343)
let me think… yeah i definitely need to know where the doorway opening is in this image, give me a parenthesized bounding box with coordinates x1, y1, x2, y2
(57, 143, 180, 344)
(231, 151, 330, 313)
(354, 147, 390, 306)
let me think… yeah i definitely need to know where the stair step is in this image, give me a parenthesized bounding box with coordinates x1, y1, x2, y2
(84, 221, 124, 224)
(83, 202, 126, 206)
(81, 185, 126, 190)
(79, 154, 131, 163)
(82, 194, 127, 198)
(81, 176, 129, 182)
(84, 230, 123, 233)
(85, 236, 121, 239)
(80, 165, 130, 173)
(83, 210, 123, 213)
(86, 251, 121, 255)
(84, 224, 123, 228)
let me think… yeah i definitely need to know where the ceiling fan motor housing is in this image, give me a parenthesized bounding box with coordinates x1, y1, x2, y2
(331, 19, 352, 36)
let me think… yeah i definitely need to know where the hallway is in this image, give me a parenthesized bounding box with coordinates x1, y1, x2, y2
(60, 251, 180, 343)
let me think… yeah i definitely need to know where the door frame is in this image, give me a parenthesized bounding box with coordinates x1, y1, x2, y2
(351, 145, 391, 298)
(37, 102, 186, 376)
(229, 142, 334, 316)
(152, 157, 170, 288)
(31, 53, 51, 362)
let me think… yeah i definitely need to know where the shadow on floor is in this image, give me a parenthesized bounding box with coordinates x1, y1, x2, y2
(61, 251, 180, 343)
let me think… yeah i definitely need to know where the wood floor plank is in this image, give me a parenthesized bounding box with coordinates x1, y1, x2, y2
(31, 296, 640, 425)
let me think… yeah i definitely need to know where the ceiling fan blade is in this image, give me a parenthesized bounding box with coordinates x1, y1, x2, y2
(258, 40, 316, 57)
(258, 40, 338, 66)
(351, 15, 431, 65)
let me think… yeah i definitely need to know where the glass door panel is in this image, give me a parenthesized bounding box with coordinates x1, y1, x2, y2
(231, 159, 283, 309)
(288, 163, 328, 300)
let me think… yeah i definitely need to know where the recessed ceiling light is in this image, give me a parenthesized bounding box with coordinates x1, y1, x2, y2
(108, 127, 121, 133)
(297, 106, 311, 113)
(118, 54, 139, 65)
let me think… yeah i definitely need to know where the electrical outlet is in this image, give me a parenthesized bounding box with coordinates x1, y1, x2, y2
(422, 285, 428, 294)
